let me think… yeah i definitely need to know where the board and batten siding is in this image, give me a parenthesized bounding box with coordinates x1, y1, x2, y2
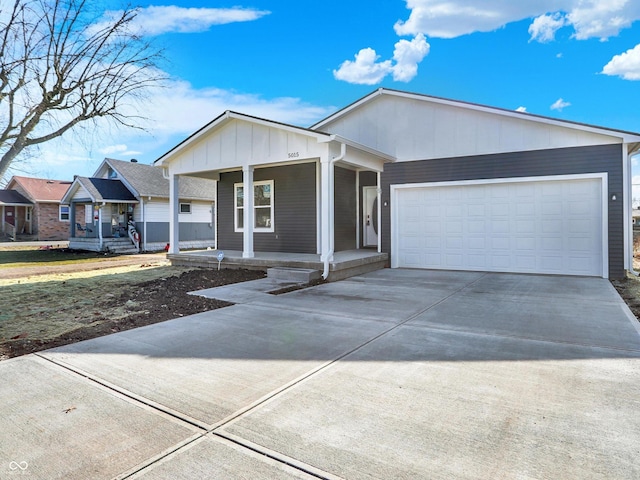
(166, 118, 328, 176)
(217, 163, 317, 253)
(381, 144, 624, 278)
(321, 93, 622, 161)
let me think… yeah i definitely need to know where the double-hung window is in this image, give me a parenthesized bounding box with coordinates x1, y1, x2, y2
(234, 180, 274, 232)
(59, 205, 70, 221)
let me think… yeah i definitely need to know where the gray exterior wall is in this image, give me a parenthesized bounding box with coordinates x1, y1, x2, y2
(380, 144, 625, 279)
(217, 163, 317, 253)
(145, 222, 214, 243)
(334, 167, 357, 251)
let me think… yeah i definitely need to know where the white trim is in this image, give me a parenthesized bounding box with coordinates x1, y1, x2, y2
(390, 173, 609, 278)
(355, 171, 360, 249)
(623, 146, 631, 272)
(234, 179, 274, 233)
(59, 204, 70, 222)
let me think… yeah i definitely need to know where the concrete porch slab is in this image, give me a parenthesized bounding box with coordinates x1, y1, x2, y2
(168, 249, 388, 281)
(0, 355, 198, 480)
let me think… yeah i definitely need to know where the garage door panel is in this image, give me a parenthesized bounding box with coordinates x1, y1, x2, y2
(394, 177, 603, 277)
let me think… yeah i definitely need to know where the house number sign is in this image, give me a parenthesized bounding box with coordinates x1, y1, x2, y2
(288, 152, 300, 158)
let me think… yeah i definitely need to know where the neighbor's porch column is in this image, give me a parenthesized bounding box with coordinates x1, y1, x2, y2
(319, 154, 334, 263)
(169, 173, 180, 254)
(69, 202, 77, 237)
(242, 165, 254, 258)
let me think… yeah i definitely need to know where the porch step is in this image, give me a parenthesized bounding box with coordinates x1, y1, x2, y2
(267, 267, 321, 283)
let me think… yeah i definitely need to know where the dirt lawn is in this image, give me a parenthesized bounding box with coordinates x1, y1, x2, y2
(2, 246, 640, 361)
(0, 248, 264, 360)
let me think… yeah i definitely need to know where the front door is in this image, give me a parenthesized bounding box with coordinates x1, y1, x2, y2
(4, 206, 15, 226)
(363, 186, 378, 247)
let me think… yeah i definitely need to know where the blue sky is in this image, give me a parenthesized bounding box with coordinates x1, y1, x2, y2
(13, 0, 640, 191)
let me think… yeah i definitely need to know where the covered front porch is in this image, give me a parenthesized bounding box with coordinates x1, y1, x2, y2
(168, 249, 388, 282)
(155, 111, 394, 280)
(0, 191, 33, 241)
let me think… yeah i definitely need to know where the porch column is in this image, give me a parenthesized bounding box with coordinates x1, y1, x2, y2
(70, 202, 77, 237)
(377, 171, 382, 253)
(320, 155, 334, 262)
(169, 174, 180, 254)
(242, 165, 254, 258)
(1, 206, 4, 233)
(98, 205, 104, 251)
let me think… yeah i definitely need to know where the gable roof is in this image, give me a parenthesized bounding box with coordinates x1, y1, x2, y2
(311, 88, 640, 144)
(154, 110, 332, 167)
(7, 176, 72, 203)
(102, 158, 216, 200)
(0, 190, 32, 206)
(76, 178, 138, 203)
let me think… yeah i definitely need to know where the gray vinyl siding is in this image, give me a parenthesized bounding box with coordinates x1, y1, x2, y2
(146, 222, 169, 242)
(359, 171, 377, 247)
(145, 222, 214, 242)
(218, 163, 317, 253)
(381, 144, 624, 279)
(334, 167, 357, 251)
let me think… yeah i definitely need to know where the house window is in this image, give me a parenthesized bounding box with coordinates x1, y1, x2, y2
(234, 180, 274, 232)
(59, 205, 70, 221)
(179, 203, 192, 214)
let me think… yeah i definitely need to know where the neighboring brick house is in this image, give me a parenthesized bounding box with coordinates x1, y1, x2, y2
(4, 176, 73, 241)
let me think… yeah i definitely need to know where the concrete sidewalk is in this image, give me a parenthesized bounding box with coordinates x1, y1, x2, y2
(2, 269, 640, 479)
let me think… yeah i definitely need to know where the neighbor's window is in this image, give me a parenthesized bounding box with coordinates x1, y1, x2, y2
(59, 205, 70, 221)
(234, 180, 274, 232)
(179, 202, 192, 214)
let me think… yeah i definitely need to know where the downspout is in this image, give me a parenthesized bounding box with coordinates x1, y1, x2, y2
(322, 142, 346, 280)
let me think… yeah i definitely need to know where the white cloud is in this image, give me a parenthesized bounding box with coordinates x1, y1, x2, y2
(98, 144, 141, 156)
(333, 48, 393, 85)
(528, 13, 566, 42)
(4, 78, 334, 182)
(516, 106, 527, 112)
(393, 1, 640, 41)
(550, 98, 571, 111)
(142, 80, 334, 133)
(602, 44, 640, 80)
(391, 34, 431, 81)
(95, 5, 270, 36)
(334, 35, 430, 85)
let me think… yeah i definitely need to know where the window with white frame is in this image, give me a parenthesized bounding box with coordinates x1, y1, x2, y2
(179, 202, 192, 214)
(59, 205, 70, 221)
(234, 180, 274, 232)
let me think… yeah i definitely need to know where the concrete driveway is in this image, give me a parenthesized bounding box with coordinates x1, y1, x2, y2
(2, 269, 640, 479)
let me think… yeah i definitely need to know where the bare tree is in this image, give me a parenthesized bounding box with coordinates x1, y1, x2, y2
(0, 0, 164, 180)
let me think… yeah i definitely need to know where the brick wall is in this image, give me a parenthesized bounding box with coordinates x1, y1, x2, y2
(36, 203, 69, 240)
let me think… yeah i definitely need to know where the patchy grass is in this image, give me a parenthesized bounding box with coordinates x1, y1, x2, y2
(0, 248, 107, 267)
(0, 263, 192, 344)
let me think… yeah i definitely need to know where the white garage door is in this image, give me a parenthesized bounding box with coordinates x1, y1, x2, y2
(393, 176, 605, 277)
